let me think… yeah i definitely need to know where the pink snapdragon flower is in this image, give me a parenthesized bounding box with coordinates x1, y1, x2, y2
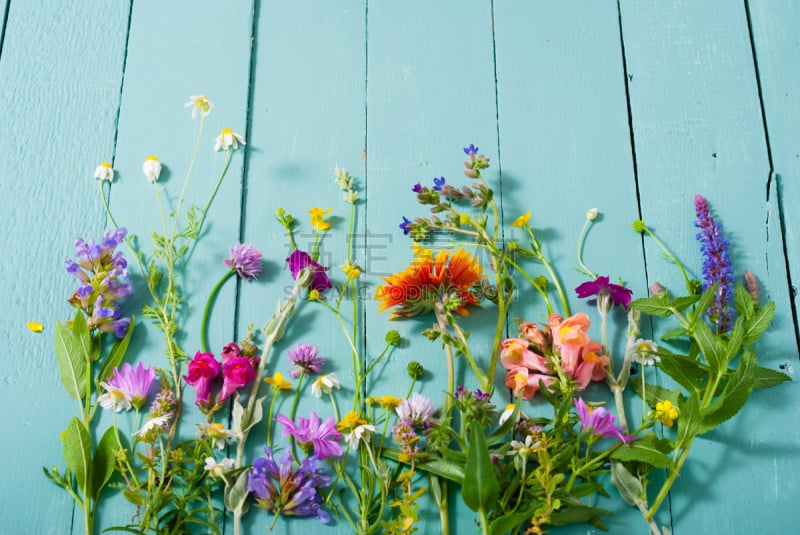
(184, 352, 221, 406)
(218, 356, 257, 402)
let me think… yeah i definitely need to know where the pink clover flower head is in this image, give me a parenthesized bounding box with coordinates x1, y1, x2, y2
(395, 393, 437, 428)
(183, 351, 221, 407)
(218, 356, 257, 402)
(224, 243, 262, 281)
(108, 362, 156, 410)
(575, 276, 633, 310)
(286, 250, 332, 293)
(574, 397, 635, 444)
(277, 412, 342, 460)
(287, 342, 325, 378)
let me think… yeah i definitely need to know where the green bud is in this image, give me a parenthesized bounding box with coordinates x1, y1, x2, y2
(385, 330, 401, 346)
(688, 279, 703, 295)
(407, 361, 424, 379)
(632, 219, 646, 233)
(533, 275, 549, 292)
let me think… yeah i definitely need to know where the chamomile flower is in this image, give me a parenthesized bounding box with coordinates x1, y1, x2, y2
(142, 156, 162, 182)
(197, 422, 236, 450)
(631, 339, 659, 366)
(344, 423, 376, 449)
(97, 381, 133, 412)
(214, 128, 246, 151)
(498, 403, 527, 425)
(133, 414, 171, 437)
(510, 434, 538, 457)
(185, 95, 213, 119)
(311, 374, 341, 398)
(94, 162, 114, 182)
(204, 456, 235, 478)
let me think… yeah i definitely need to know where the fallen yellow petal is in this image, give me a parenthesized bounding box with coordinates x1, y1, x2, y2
(27, 322, 44, 333)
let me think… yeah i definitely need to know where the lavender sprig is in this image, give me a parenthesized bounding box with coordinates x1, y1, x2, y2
(694, 194, 735, 332)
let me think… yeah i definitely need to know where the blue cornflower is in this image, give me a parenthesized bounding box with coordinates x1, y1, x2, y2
(399, 216, 412, 235)
(694, 195, 735, 332)
(463, 144, 479, 156)
(433, 177, 446, 192)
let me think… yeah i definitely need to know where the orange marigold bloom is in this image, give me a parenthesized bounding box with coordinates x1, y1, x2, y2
(376, 249, 484, 318)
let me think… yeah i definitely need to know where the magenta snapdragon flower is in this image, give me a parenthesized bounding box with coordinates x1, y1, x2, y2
(184, 352, 221, 407)
(107, 362, 156, 410)
(218, 356, 257, 402)
(575, 276, 633, 310)
(277, 412, 342, 460)
(287, 342, 325, 378)
(225, 243, 263, 281)
(286, 250, 331, 293)
(574, 397, 635, 444)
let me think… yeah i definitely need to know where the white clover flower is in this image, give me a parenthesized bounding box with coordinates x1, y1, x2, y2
(631, 339, 659, 366)
(142, 155, 162, 182)
(133, 415, 171, 437)
(94, 162, 114, 182)
(344, 423, 376, 449)
(204, 456, 235, 478)
(197, 422, 236, 450)
(214, 128, 246, 151)
(185, 95, 213, 119)
(97, 382, 132, 412)
(311, 374, 341, 398)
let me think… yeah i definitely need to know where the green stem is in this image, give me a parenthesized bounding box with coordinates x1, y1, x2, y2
(646, 440, 693, 520)
(196, 147, 232, 232)
(434, 304, 455, 413)
(576, 217, 598, 278)
(328, 390, 340, 423)
(451, 321, 488, 390)
(200, 270, 236, 353)
(170, 113, 205, 237)
(642, 225, 692, 293)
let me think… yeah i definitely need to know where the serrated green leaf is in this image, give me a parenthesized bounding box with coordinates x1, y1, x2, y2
(657, 352, 707, 394)
(689, 285, 718, 323)
(660, 327, 688, 341)
(725, 316, 745, 362)
(611, 461, 644, 507)
(63, 417, 91, 493)
(611, 434, 674, 468)
(753, 365, 792, 389)
(693, 321, 725, 373)
(461, 420, 499, 513)
(676, 394, 701, 450)
(699, 349, 756, 433)
(91, 426, 119, 500)
(734, 283, 755, 319)
(630, 296, 675, 317)
(54, 322, 88, 402)
(671, 294, 701, 312)
(97, 317, 135, 384)
(630, 379, 674, 408)
(742, 302, 775, 346)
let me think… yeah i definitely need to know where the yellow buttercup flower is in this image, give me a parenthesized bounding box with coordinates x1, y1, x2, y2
(655, 400, 679, 427)
(511, 211, 531, 228)
(372, 395, 403, 409)
(410, 241, 433, 267)
(342, 262, 361, 280)
(309, 207, 332, 231)
(337, 411, 368, 432)
(263, 371, 291, 392)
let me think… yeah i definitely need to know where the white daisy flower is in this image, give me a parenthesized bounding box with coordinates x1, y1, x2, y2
(142, 155, 162, 182)
(133, 414, 171, 437)
(213, 128, 246, 151)
(204, 456, 235, 478)
(631, 339, 659, 366)
(510, 435, 538, 457)
(185, 95, 213, 119)
(197, 422, 236, 450)
(344, 423, 376, 449)
(311, 374, 341, 398)
(94, 162, 114, 182)
(97, 381, 132, 412)
(498, 403, 528, 426)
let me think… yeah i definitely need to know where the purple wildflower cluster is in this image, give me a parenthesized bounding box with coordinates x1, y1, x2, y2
(694, 195, 735, 332)
(66, 228, 133, 338)
(247, 446, 331, 524)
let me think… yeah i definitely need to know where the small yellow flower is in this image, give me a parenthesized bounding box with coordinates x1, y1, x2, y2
(342, 262, 361, 279)
(337, 411, 368, 432)
(309, 207, 332, 231)
(307, 289, 322, 301)
(263, 371, 291, 391)
(372, 395, 403, 409)
(410, 241, 433, 266)
(655, 400, 679, 427)
(511, 211, 531, 228)
(27, 322, 44, 333)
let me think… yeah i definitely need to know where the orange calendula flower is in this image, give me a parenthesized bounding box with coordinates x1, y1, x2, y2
(376, 249, 484, 318)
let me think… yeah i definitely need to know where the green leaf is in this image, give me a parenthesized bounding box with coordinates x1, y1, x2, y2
(699, 349, 756, 433)
(461, 420, 499, 512)
(232, 395, 245, 434)
(660, 327, 688, 341)
(244, 396, 265, 433)
(97, 317, 135, 384)
(381, 449, 465, 483)
(753, 365, 792, 389)
(612, 434, 674, 468)
(734, 283, 755, 319)
(71, 311, 95, 362)
(489, 506, 538, 535)
(657, 352, 707, 394)
(630, 296, 675, 317)
(487, 397, 521, 446)
(610, 462, 644, 507)
(63, 417, 91, 493)
(54, 322, 88, 402)
(225, 470, 251, 513)
(91, 426, 119, 500)
(693, 321, 725, 373)
(671, 294, 701, 312)
(676, 394, 701, 450)
(550, 503, 612, 526)
(689, 285, 718, 322)
(742, 302, 775, 346)
(629, 379, 675, 408)
(725, 316, 745, 362)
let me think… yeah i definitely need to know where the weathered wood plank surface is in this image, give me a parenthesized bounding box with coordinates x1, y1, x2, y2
(1, 1, 798, 533)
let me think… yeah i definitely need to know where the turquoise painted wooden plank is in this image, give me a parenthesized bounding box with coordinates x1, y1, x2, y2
(99, 0, 253, 531)
(0, 1, 131, 533)
(493, 1, 651, 532)
(749, 0, 800, 350)
(620, 0, 800, 532)
(0, 0, 9, 57)
(366, 1, 499, 532)
(237, 2, 366, 533)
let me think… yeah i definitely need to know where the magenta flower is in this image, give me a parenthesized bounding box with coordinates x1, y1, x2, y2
(287, 342, 325, 378)
(184, 352, 221, 407)
(224, 243, 263, 281)
(286, 250, 332, 293)
(107, 362, 156, 410)
(220, 342, 241, 363)
(277, 412, 342, 460)
(575, 276, 633, 310)
(574, 397, 635, 444)
(218, 356, 257, 402)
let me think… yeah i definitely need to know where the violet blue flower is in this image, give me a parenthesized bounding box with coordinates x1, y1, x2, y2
(463, 144, 479, 156)
(183, 352, 221, 408)
(433, 177, 446, 192)
(575, 276, 633, 310)
(286, 342, 325, 378)
(277, 412, 342, 460)
(224, 243, 263, 281)
(412, 182, 422, 193)
(248, 446, 331, 523)
(399, 216, 412, 235)
(694, 194, 735, 332)
(286, 250, 332, 293)
(574, 397, 634, 444)
(107, 362, 156, 410)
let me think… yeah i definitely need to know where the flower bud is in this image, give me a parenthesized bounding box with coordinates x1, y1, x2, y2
(586, 208, 598, 221)
(296, 267, 316, 289)
(649, 281, 666, 296)
(143, 156, 162, 182)
(632, 219, 645, 233)
(407, 361, 424, 379)
(385, 330, 401, 346)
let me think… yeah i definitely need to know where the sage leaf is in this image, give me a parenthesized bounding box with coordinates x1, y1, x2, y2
(63, 417, 91, 493)
(91, 426, 118, 500)
(676, 394, 701, 450)
(699, 349, 756, 433)
(734, 283, 755, 319)
(753, 365, 792, 389)
(54, 321, 88, 402)
(742, 302, 775, 346)
(610, 461, 643, 507)
(225, 470, 251, 513)
(461, 419, 499, 513)
(693, 320, 725, 373)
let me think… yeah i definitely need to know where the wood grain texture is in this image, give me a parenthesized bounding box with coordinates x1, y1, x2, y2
(620, 0, 800, 532)
(0, 1, 130, 533)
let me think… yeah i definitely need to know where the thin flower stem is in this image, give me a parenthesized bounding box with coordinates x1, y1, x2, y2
(196, 148, 232, 232)
(576, 217, 598, 278)
(506, 255, 554, 314)
(170, 113, 205, 238)
(328, 390, 340, 423)
(451, 321, 488, 390)
(434, 304, 455, 414)
(646, 440, 693, 520)
(406, 377, 417, 398)
(200, 269, 235, 353)
(642, 225, 692, 293)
